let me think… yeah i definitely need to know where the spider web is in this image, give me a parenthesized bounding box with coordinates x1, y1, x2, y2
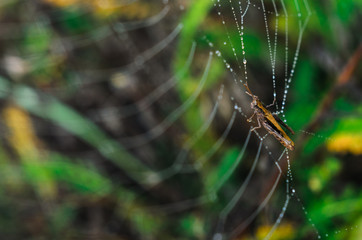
(0, 0, 359, 239)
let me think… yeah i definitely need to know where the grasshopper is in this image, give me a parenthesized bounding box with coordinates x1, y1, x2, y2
(244, 82, 295, 150)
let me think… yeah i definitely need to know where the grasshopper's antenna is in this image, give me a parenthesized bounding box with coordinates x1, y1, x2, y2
(243, 82, 253, 97)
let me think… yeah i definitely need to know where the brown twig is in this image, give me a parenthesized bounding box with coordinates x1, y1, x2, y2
(295, 42, 362, 153)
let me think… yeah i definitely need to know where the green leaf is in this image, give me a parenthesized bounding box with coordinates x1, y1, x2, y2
(45, 153, 112, 195)
(174, 0, 213, 71)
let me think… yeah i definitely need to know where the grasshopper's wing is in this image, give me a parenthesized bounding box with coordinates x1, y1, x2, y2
(272, 113, 295, 135)
(262, 121, 295, 150)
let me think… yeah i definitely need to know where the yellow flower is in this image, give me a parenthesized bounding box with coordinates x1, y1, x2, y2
(239, 223, 295, 240)
(42, 0, 153, 18)
(91, 0, 120, 17)
(3, 104, 41, 157)
(327, 133, 362, 155)
(43, 0, 79, 7)
(255, 223, 295, 240)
